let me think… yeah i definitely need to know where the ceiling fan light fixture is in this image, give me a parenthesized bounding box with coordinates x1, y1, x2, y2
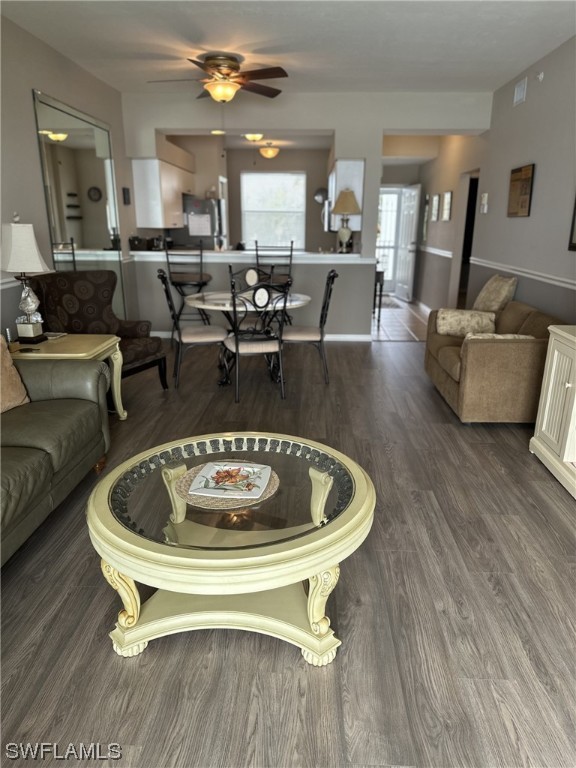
(259, 142, 280, 159)
(203, 78, 241, 103)
(244, 133, 264, 142)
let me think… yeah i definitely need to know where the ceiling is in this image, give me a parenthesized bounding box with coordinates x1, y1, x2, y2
(3, 1, 575, 151)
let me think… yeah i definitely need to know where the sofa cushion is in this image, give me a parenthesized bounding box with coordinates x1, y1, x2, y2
(1, 446, 53, 535)
(518, 311, 560, 339)
(0, 336, 30, 413)
(472, 274, 518, 312)
(437, 346, 462, 382)
(436, 309, 496, 337)
(1, 399, 102, 474)
(495, 301, 536, 333)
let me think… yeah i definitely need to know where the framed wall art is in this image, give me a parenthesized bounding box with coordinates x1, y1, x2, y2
(507, 164, 535, 217)
(431, 194, 440, 222)
(568, 194, 576, 251)
(441, 191, 452, 221)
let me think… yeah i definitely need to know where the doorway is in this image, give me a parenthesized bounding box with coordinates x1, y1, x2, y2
(457, 176, 479, 308)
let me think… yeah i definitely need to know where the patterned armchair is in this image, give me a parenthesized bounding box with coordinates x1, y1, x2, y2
(29, 270, 167, 388)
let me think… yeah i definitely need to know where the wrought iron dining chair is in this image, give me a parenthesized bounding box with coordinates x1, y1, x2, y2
(157, 269, 226, 388)
(254, 241, 294, 285)
(51, 237, 77, 271)
(223, 266, 292, 403)
(282, 269, 339, 384)
(165, 243, 212, 331)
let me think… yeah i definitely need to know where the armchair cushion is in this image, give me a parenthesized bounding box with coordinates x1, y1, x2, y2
(436, 309, 496, 337)
(0, 336, 29, 413)
(463, 333, 535, 343)
(472, 274, 518, 312)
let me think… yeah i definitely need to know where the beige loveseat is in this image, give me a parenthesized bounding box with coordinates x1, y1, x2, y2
(425, 300, 562, 423)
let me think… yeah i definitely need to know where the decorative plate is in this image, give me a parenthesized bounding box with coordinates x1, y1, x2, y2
(188, 461, 272, 500)
(87, 186, 102, 202)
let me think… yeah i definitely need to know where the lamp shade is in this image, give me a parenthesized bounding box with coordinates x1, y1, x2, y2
(259, 144, 280, 159)
(331, 189, 361, 216)
(1, 223, 50, 274)
(203, 79, 241, 103)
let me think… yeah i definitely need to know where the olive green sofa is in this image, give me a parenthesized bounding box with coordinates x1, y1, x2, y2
(1, 357, 110, 566)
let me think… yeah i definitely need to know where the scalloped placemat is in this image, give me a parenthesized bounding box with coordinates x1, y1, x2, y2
(175, 463, 280, 510)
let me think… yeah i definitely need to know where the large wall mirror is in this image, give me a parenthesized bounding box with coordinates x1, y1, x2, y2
(33, 90, 125, 317)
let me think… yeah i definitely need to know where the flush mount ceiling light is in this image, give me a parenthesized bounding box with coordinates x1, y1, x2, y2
(38, 130, 68, 142)
(259, 142, 280, 159)
(244, 133, 264, 142)
(210, 129, 226, 135)
(203, 78, 241, 103)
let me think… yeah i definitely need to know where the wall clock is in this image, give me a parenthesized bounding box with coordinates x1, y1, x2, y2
(87, 186, 102, 202)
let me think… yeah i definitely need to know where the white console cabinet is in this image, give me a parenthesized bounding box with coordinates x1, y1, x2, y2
(529, 325, 576, 498)
(132, 159, 195, 229)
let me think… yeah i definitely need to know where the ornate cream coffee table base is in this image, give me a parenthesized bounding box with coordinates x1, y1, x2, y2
(102, 559, 341, 666)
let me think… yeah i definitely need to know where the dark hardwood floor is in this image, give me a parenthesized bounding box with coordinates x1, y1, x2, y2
(2, 341, 575, 768)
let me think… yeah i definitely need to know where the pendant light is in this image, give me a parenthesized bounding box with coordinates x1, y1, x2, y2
(259, 142, 280, 159)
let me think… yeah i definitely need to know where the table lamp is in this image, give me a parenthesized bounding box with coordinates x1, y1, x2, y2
(1, 222, 51, 343)
(331, 189, 361, 253)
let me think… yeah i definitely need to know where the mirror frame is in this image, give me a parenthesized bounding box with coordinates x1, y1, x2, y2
(32, 89, 125, 314)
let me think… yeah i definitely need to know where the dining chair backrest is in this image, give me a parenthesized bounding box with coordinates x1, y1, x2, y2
(228, 265, 292, 342)
(165, 242, 209, 287)
(51, 237, 77, 271)
(319, 269, 339, 332)
(157, 269, 181, 337)
(254, 241, 294, 280)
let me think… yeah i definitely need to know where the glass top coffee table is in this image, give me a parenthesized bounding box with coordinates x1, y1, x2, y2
(87, 432, 375, 665)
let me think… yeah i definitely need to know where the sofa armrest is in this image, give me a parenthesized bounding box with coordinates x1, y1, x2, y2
(458, 337, 549, 422)
(116, 319, 152, 338)
(14, 359, 111, 450)
(426, 309, 464, 357)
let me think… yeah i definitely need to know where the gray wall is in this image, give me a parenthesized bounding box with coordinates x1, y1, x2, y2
(0, 18, 137, 334)
(469, 36, 576, 321)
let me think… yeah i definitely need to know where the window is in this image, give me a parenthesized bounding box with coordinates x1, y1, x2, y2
(241, 172, 306, 248)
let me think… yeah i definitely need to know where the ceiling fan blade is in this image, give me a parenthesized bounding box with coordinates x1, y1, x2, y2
(187, 58, 211, 73)
(195, 90, 211, 100)
(239, 81, 282, 98)
(237, 66, 288, 82)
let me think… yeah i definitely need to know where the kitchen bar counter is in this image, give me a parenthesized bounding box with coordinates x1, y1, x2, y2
(129, 250, 375, 339)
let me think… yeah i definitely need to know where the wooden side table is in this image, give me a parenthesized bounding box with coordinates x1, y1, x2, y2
(10, 334, 127, 420)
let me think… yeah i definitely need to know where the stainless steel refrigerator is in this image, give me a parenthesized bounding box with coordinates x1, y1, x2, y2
(168, 194, 226, 250)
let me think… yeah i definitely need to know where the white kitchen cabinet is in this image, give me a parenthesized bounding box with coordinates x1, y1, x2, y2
(132, 159, 195, 229)
(529, 325, 576, 498)
(325, 159, 365, 232)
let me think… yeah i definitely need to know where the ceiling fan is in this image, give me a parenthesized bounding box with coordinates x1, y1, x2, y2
(150, 54, 288, 102)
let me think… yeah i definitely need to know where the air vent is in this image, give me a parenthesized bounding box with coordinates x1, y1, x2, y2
(513, 77, 528, 106)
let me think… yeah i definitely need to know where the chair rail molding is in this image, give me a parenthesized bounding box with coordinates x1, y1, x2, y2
(419, 246, 453, 259)
(470, 257, 576, 290)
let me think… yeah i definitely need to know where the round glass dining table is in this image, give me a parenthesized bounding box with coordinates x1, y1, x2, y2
(86, 432, 375, 665)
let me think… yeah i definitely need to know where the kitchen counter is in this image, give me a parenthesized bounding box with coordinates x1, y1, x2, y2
(129, 250, 375, 339)
(128, 250, 375, 265)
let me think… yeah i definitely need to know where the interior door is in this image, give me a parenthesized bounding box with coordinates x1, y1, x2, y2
(394, 184, 421, 302)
